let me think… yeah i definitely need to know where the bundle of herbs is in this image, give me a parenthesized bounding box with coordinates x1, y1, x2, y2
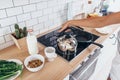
(0, 60, 22, 80)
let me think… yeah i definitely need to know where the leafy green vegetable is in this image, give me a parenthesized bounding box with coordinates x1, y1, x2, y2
(0, 71, 17, 80)
(0, 60, 22, 80)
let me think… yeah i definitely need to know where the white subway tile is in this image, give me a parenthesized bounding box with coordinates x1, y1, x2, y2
(33, 30, 40, 36)
(13, 0, 29, 6)
(54, 17, 63, 26)
(53, 5, 62, 12)
(48, 0, 57, 7)
(48, 13, 58, 20)
(39, 27, 49, 34)
(31, 11, 42, 18)
(0, 41, 14, 50)
(38, 15, 48, 23)
(53, 7, 60, 12)
(37, 2, 47, 10)
(17, 13, 31, 22)
(30, 0, 42, 3)
(26, 18, 38, 27)
(4, 34, 12, 42)
(0, 17, 17, 27)
(10, 25, 15, 32)
(33, 23, 44, 31)
(23, 4, 36, 13)
(0, 27, 11, 36)
(43, 8, 53, 15)
(66, 0, 73, 3)
(0, 0, 13, 9)
(0, 36, 5, 44)
(44, 20, 54, 27)
(18, 22, 26, 28)
(6, 7, 23, 16)
(57, 0, 66, 4)
(0, 10, 7, 18)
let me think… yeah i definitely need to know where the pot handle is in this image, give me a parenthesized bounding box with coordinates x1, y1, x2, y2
(91, 42, 104, 48)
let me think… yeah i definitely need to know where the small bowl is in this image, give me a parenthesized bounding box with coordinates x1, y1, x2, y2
(24, 54, 45, 72)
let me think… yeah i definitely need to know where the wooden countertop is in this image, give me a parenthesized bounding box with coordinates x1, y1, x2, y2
(0, 24, 120, 80)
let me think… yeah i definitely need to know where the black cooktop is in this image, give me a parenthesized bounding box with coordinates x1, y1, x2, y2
(37, 27, 99, 61)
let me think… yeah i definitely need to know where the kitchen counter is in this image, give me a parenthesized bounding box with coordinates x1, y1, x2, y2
(0, 24, 120, 80)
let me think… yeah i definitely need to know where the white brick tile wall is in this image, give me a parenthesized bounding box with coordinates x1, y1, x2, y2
(43, 8, 53, 15)
(0, 10, 7, 19)
(6, 7, 23, 16)
(0, 41, 14, 50)
(17, 13, 31, 22)
(36, 2, 47, 10)
(0, 36, 5, 44)
(26, 18, 38, 27)
(44, 20, 54, 28)
(31, 11, 42, 18)
(48, 0, 58, 7)
(53, 6, 60, 12)
(13, 0, 29, 6)
(34, 30, 40, 35)
(0, 27, 11, 36)
(30, 0, 42, 4)
(23, 4, 36, 13)
(18, 22, 26, 28)
(48, 13, 58, 20)
(4, 34, 12, 42)
(0, 0, 92, 50)
(33, 23, 44, 31)
(0, 17, 17, 27)
(39, 28, 49, 34)
(0, 0, 13, 9)
(38, 15, 48, 23)
(57, 0, 66, 5)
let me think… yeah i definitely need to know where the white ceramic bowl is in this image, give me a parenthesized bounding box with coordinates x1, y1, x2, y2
(24, 54, 45, 72)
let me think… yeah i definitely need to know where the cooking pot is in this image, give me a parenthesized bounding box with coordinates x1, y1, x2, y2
(57, 33, 78, 52)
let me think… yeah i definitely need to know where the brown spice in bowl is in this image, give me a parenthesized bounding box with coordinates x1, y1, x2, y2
(27, 59, 43, 68)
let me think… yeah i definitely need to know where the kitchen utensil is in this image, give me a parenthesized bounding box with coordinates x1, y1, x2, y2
(57, 27, 78, 52)
(75, 31, 103, 48)
(58, 26, 103, 48)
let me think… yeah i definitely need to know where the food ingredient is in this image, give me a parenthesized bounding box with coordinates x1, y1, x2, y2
(27, 59, 43, 68)
(0, 60, 22, 80)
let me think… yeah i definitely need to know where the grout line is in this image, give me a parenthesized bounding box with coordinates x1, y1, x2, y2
(12, 0, 15, 7)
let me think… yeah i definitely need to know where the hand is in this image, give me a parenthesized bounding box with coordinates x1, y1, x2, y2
(58, 21, 71, 32)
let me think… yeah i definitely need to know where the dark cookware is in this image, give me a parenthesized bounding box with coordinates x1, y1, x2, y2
(75, 31, 103, 48)
(59, 26, 103, 48)
(57, 32, 78, 52)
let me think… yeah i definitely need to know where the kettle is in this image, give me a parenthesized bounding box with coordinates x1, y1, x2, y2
(57, 27, 78, 52)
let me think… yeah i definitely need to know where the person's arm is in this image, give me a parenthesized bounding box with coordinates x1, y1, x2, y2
(59, 12, 120, 32)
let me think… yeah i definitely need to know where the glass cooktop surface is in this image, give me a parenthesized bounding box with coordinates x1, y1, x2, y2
(37, 27, 99, 61)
